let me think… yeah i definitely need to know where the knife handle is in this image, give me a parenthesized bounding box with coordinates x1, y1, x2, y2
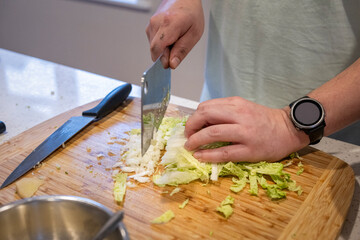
(0, 121, 6, 134)
(82, 83, 132, 120)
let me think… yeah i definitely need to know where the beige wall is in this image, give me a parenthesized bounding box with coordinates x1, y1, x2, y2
(0, 0, 209, 101)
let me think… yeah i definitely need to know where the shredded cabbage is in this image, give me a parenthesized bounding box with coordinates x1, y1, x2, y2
(230, 177, 247, 193)
(217, 195, 234, 219)
(179, 198, 189, 209)
(113, 173, 127, 202)
(154, 123, 212, 186)
(151, 210, 175, 224)
(248, 173, 258, 196)
(296, 161, 304, 175)
(116, 116, 302, 201)
(113, 117, 186, 181)
(170, 187, 181, 196)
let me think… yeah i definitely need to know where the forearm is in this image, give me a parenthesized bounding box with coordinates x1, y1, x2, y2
(308, 58, 360, 136)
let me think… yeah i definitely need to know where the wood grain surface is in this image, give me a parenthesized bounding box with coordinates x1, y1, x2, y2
(0, 97, 355, 240)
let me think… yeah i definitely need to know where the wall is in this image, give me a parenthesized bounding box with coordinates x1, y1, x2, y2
(0, 0, 209, 101)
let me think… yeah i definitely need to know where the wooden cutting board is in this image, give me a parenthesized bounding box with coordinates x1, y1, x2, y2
(0, 97, 355, 240)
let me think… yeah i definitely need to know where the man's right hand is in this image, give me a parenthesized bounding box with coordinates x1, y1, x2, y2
(146, 0, 204, 69)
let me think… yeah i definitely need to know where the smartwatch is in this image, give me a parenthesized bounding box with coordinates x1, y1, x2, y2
(289, 96, 326, 145)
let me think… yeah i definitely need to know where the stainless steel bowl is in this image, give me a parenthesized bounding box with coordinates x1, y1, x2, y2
(0, 195, 129, 240)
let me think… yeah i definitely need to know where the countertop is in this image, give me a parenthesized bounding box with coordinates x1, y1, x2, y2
(0, 48, 359, 240)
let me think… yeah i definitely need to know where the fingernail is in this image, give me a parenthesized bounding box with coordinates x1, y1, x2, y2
(193, 151, 202, 160)
(184, 141, 190, 150)
(170, 57, 180, 69)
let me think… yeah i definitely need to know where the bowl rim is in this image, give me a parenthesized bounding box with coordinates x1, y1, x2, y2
(0, 195, 112, 215)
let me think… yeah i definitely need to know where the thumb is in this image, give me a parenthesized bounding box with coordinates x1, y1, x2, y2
(169, 30, 199, 69)
(169, 42, 189, 69)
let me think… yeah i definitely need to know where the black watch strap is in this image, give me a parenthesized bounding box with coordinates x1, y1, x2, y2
(304, 123, 325, 145)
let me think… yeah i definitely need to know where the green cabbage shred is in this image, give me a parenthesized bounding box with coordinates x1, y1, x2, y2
(296, 161, 304, 175)
(151, 210, 175, 224)
(113, 173, 127, 203)
(217, 195, 235, 219)
(179, 198, 189, 209)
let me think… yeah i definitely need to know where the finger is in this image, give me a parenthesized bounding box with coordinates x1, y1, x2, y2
(146, 15, 160, 45)
(150, 31, 167, 61)
(196, 96, 248, 109)
(145, 23, 153, 43)
(184, 104, 239, 138)
(169, 27, 201, 69)
(160, 47, 170, 68)
(192, 144, 254, 163)
(149, 25, 183, 62)
(184, 124, 243, 151)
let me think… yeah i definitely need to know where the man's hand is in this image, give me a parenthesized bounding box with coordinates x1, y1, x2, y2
(146, 0, 204, 69)
(184, 97, 309, 163)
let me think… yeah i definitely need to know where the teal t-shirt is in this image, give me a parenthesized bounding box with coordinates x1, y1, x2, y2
(201, 0, 360, 108)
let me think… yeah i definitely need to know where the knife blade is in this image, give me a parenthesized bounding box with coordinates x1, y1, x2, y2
(141, 58, 171, 156)
(1, 83, 132, 189)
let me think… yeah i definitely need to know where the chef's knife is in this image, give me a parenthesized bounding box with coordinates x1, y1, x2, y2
(141, 58, 171, 156)
(1, 83, 132, 189)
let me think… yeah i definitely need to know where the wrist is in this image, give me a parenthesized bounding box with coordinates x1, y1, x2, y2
(281, 106, 310, 149)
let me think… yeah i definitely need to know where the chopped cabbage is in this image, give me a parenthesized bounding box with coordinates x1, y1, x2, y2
(170, 187, 181, 196)
(153, 120, 302, 200)
(153, 170, 202, 186)
(116, 116, 302, 201)
(113, 173, 127, 202)
(114, 117, 186, 181)
(217, 195, 235, 219)
(210, 163, 225, 181)
(151, 210, 175, 224)
(217, 205, 233, 219)
(296, 161, 304, 175)
(221, 195, 235, 205)
(230, 177, 247, 193)
(248, 174, 258, 196)
(287, 180, 303, 195)
(179, 198, 189, 209)
(219, 162, 247, 178)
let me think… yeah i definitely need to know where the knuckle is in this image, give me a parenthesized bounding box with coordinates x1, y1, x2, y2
(208, 126, 221, 137)
(177, 46, 189, 58)
(150, 42, 161, 55)
(149, 16, 157, 27)
(196, 102, 207, 113)
(221, 148, 231, 161)
(162, 13, 171, 27)
(228, 96, 241, 104)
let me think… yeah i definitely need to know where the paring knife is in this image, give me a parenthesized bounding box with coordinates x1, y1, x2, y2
(1, 83, 132, 189)
(141, 58, 171, 156)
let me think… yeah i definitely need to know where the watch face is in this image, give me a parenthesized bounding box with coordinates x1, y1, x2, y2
(292, 99, 324, 128)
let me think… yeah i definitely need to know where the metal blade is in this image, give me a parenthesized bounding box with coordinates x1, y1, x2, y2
(1, 116, 94, 188)
(141, 58, 171, 156)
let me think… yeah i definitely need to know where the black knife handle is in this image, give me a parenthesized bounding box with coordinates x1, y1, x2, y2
(82, 83, 132, 120)
(0, 121, 6, 134)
